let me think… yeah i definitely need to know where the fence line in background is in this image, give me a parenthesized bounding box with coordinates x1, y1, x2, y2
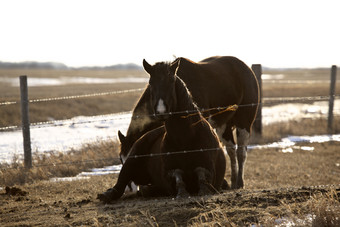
(328, 65, 337, 133)
(1, 77, 339, 107)
(0, 101, 17, 106)
(252, 64, 262, 135)
(1, 95, 339, 132)
(3, 131, 340, 171)
(20, 76, 32, 169)
(29, 88, 145, 103)
(0, 143, 276, 170)
(0, 88, 145, 106)
(0, 65, 338, 169)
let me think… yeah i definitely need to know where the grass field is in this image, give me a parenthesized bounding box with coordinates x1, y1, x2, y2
(1, 67, 339, 128)
(1, 141, 339, 226)
(0, 67, 340, 226)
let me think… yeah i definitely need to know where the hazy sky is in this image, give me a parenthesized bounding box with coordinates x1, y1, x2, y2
(1, 0, 339, 68)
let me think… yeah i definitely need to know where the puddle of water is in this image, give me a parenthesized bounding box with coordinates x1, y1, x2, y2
(249, 134, 340, 153)
(0, 112, 132, 163)
(77, 164, 122, 177)
(49, 164, 122, 182)
(50, 176, 91, 182)
(262, 74, 285, 80)
(262, 100, 340, 125)
(274, 214, 314, 226)
(49, 134, 339, 182)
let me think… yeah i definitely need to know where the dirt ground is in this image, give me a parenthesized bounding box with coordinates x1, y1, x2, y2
(1, 142, 339, 226)
(1, 67, 339, 226)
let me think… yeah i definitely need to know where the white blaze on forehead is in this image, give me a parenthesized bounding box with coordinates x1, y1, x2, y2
(156, 99, 166, 113)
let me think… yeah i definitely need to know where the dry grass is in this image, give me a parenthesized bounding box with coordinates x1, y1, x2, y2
(0, 90, 144, 127)
(0, 138, 339, 226)
(245, 141, 340, 189)
(308, 189, 340, 226)
(1, 67, 340, 186)
(1, 116, 339, 187)
(1, 67, 339, 128)
(263, 82, 339, 98)
(251, 116, 340, 144)
(0, 68, 147, 127)
(1, 67, 340, 226)
(1, 164, 338, 226)
(0, 140, 120, 186)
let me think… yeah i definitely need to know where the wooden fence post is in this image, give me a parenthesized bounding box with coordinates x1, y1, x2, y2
(328, 65, 337, 134)
(20, 75, 32, 169)
(251, 64, 262, 135)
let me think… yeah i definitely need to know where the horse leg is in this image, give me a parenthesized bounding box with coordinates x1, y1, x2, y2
(236, 128, 250, 189)
(97, 159, 137, 203)
(169, 169, 189, 198)
(195, 167, 216, 195)
(221, 127, 237, 189)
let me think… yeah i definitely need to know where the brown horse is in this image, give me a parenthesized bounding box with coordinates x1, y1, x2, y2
(98, 62, 226, 202)
(119, 56, 259, 189)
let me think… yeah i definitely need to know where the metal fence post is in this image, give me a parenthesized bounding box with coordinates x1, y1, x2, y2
(20, 75, 32, 168)
(251, 64, 262, 135)
(328, 65, 337, 134)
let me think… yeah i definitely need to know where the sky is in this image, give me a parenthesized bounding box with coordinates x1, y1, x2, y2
(1, 0, 339, 68)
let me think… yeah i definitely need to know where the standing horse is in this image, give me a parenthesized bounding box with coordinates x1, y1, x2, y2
(98, 62, 226, 202)
(118, 56, 259, 189)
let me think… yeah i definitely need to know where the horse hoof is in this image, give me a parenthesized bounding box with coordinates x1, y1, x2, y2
(97, 188, 119, 203)
(221, 179, 230, 190)
(97, 193, 110, 203)
(176, 194, 190, 199)
(236, 180, 244, 189)
(176, 190, 190, 199)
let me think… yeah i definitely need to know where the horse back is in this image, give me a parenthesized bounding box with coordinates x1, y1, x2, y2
(176, 56, 259, 107)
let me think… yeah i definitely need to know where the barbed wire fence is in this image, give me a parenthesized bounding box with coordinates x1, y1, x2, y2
(1, 95, 339, 133)
(0, 64, 338, 170)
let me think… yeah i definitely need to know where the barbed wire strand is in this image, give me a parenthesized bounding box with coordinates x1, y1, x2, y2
(0, 80, 338, 106)
(0, 88, 145, 106)
(4, 130, 340, 172)
(29, 88, 145, 103)
(0, 95, 339, 132)
(0, 101, 17, 106)
(0, 144, 253, 171)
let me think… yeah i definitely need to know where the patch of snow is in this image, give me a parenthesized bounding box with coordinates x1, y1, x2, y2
(262, 100, 340, 125)
(0, 100, 339, 163)
(0, 112, 132, 163)
(50, 176, 90, 182)
(262, 74, 285, 80)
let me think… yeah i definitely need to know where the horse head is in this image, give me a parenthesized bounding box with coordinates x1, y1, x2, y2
(118, 130, 131, 163)
(143, 59, 180, 119)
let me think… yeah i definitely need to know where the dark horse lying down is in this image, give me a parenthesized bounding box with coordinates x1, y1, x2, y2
(98, 61, 226, 202)
(118, 56, 259, 190)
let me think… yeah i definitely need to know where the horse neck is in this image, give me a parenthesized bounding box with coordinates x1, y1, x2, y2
(126, 87, 162, 151)
(165, 78, 203, 136)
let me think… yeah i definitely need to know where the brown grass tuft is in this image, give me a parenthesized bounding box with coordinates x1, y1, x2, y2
(309, 189, 340, 227)
(0, 139, 120, 186)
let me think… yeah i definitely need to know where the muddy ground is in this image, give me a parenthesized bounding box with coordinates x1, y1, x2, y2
(1, 142, 339, 226)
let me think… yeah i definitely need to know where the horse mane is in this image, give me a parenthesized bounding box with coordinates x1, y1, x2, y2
(152, 58, 184, 75)
(174, 75, 201, 115)
(153, 62, 171, 75)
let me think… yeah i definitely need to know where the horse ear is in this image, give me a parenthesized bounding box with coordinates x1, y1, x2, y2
(143, 59, 153, 75)
(170, 59, 180, 76)
(118, 130, 126, 143)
